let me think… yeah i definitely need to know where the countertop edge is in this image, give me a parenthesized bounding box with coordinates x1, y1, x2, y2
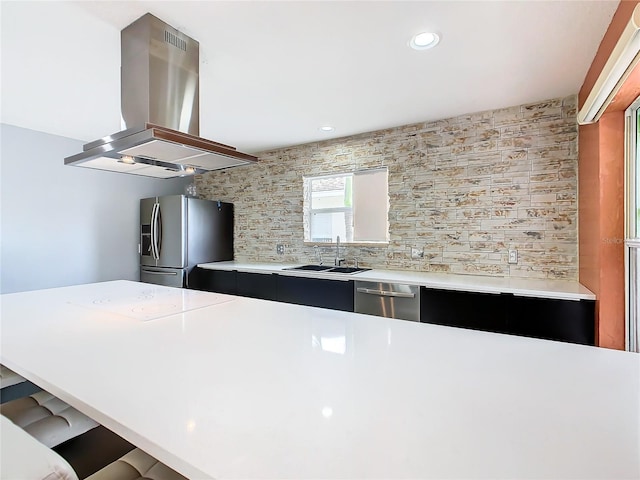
(196, 262, 596, 301)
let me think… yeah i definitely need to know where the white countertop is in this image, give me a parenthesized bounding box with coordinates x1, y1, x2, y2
(198, 261, 596, 301)
(2, 281, 636, 479)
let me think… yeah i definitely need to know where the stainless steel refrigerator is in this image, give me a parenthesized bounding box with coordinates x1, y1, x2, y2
(140, 195, 233, 287)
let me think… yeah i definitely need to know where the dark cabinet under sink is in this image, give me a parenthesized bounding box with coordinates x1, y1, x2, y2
(276, 275, 354, 312)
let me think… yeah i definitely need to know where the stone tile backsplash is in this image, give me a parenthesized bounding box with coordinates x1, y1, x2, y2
(197, 95, 578, 279)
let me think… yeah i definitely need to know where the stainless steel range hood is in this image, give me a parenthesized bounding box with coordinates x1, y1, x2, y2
(64, 13, 257, 178)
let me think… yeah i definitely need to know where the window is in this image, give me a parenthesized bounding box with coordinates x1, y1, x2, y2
(304, 167, 389, 244)
(625, 96, 640, 352)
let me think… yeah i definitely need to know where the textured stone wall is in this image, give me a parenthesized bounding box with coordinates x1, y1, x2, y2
(197, 95, 578, 279)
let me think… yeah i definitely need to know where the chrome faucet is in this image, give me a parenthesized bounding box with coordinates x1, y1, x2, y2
(314, 245, 323, 265)
(334, 235, 345, 266)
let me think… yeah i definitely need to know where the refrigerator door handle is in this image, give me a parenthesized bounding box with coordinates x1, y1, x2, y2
(150, 203, 156, 259)
(142, 269, 177, 276)
(156, 204, 162, 259)
(151, 202, 160, 260)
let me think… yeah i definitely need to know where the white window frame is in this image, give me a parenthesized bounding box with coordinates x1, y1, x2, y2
(303, 167, 389, 245)
(625, 96, 640, 353)
(306, 172, 353, 243)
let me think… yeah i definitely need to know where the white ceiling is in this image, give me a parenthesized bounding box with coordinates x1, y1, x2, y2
(1, 1, 618, 153)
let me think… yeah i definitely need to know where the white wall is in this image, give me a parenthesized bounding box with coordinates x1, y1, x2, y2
(0, 124, 191, 293)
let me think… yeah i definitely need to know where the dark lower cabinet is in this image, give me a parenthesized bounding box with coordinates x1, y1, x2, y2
(189, 268, 352, 312)
(236, 272, 278, 301)
(420, 288, 508, 334)
(506, 295, 595, 346)
(276, 275, 354, 312)
(420, 287, 595, 345)
(188, 267, 237, 295)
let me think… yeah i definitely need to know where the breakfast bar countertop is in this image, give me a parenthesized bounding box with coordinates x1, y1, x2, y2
(198, 261, 596, 301)
(1, 280, 636, 479)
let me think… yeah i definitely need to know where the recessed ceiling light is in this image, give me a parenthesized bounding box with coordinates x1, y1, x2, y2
(409, 31, 440, 50)
(319, 126, 335, 132)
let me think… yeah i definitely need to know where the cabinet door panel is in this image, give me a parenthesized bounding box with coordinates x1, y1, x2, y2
(236, 272, 277, 301)
(506, 296, 595, 345)
(188, 268, 237, 295)
(277, 276, 354, 312)
(420, 288, 508, 333)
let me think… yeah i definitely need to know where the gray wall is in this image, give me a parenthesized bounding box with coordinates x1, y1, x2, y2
(0, 124, 191, 293)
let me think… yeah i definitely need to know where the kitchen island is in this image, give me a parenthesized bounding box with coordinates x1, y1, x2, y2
(1, 280, 637, 479)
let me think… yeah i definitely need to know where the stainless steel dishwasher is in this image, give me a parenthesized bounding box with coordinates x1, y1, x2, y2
(354, 281, 420, 321)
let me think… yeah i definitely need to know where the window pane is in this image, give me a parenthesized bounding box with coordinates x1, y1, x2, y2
(636, 107, 640, 237)
(310, 211, 351, 242)
(311, 176, 351, 209)
(629, 246, 639, 352)
(353, 168, 389, 242)
(628, 99, 640, 353)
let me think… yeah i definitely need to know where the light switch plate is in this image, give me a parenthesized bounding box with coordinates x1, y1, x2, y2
(276, 244, 285, 255)
(411, 247, 424, 259)
(508, 249, 518, 264)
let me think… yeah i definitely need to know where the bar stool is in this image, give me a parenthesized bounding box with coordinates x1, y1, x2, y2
(1, 415, 187, 480)
(0, 390, 99, 447)
(0, 364, 41, 403)
(86, 448, 188, 480)
(0, 364, 25, 389)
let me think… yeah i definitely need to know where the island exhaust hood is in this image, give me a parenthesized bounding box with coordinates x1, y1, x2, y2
(64, 13, 257, 178)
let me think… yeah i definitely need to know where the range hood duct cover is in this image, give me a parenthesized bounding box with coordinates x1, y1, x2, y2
(64, 13, 257, 178)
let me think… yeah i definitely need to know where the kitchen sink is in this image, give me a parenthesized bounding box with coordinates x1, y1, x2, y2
(284, 265, 371, 275)
(284, 264, 333, 271)
(328, 267, 371, 274)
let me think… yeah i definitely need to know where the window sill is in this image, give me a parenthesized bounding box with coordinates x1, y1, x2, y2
(303, 241, 389, 247)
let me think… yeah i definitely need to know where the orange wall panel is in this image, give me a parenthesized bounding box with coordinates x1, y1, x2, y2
(597, 112, 626, 350)
(578, 0, 638, 350)
(578, 123, 601, 296)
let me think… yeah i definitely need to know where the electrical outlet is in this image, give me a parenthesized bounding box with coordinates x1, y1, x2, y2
(411, 247, 424, 259)
(276, 244, 285, 255)
(508, 249, 518, 264)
